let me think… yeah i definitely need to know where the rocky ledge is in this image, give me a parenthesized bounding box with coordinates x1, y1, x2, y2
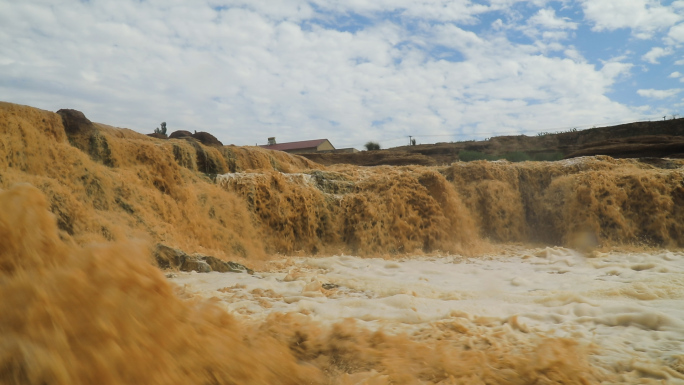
(154, 244, 253, 274)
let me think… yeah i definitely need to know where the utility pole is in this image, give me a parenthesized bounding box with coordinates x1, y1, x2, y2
(408, 135, 412, 146)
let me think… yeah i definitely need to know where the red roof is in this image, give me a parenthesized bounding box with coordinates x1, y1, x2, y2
(259, 139, 331, 151)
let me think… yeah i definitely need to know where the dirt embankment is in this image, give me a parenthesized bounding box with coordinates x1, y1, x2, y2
(303, 118, 684, 167)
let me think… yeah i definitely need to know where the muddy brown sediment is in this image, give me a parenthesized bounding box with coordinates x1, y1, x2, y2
(1, 102, 683, 258)
(0, 101, 682, 384)
(0, 184, 605, 384)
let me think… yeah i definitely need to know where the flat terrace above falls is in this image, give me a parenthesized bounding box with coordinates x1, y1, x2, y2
(302, 118, 684, 166)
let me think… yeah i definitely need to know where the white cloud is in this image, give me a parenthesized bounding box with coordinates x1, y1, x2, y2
(642, 47, 673, 64)
(637, 88, 682, 99)
(0, 0, 652, 148)
(600, 61, 633, 81)
(528, 8, 578, 30)
(308, 0, 489, 24)
(541, 31, 568, 40)
(563, 47, 585, 62)
(670, 71, 682, 78)
(667, 22, 684, 44)
(580, 0, 682, 38)
(519, 8, 578, 42)
(209, 0, 315, 21)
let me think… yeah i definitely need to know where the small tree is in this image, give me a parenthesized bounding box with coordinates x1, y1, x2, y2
(364, 141, 380, 151)
(154, 122, 167, 136)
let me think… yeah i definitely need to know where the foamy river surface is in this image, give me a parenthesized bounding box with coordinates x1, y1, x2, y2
(169, 248, 684, 383)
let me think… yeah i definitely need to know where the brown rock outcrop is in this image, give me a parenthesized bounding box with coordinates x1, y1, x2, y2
(153, 244, 253, 274)
(57, 108, 116, 167)
(169, 130, 193, 139)
(154, 244, 186, 269)
(180, 257, 212, 273)
(56, 109, 95, 136)
(192, 131, 223, 147)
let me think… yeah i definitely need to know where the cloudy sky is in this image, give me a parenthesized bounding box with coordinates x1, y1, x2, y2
(1, 0, 684, 149)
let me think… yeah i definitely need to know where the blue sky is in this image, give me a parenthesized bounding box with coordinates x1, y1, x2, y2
(1, 0, 683, 149)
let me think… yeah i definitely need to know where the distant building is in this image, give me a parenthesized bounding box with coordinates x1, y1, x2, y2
(325, 147, 359, 154)
(259, 138, 335, 154)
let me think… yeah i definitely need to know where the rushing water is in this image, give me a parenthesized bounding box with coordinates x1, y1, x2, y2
(1, 102, 684, 384)
(170, 248, 684, 383)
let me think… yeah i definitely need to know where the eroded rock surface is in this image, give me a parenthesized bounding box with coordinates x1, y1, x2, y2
(154, 244, 252, 274)
(192, 131, 223, 147)
(169, 130, 193, 139)
(57, 109, 96, 136)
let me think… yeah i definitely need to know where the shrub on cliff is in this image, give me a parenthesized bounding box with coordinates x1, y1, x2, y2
(364, 141, 381, 151)
(154, 122, 168, 137)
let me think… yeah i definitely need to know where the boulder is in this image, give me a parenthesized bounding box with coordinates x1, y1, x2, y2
(169, 130, 193, 139)
(153, 243, 252, 274)
(180, 257, 212, 273)
(154, 244, 186, 269)
(204, 256, 254, 274)
(57, 108, 116, 167)
(56, 109, 95, 136)
(192, 131, 223, 147)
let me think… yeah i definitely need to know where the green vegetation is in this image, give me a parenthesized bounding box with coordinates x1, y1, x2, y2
(154, 122, 167, 136)
(458, 150, 496, 162)
(502, 151, 531, 162)
(458, 150, 563, 162)
(364, 141, 381, 151)
(531, 152, 564, 161)
(537, 127, 578, 137)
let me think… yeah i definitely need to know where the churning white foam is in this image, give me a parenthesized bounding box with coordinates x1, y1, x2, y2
(169, 248, 684, 382)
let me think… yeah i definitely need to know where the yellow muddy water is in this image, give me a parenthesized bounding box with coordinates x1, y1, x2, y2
(1, 102, 683, 384)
